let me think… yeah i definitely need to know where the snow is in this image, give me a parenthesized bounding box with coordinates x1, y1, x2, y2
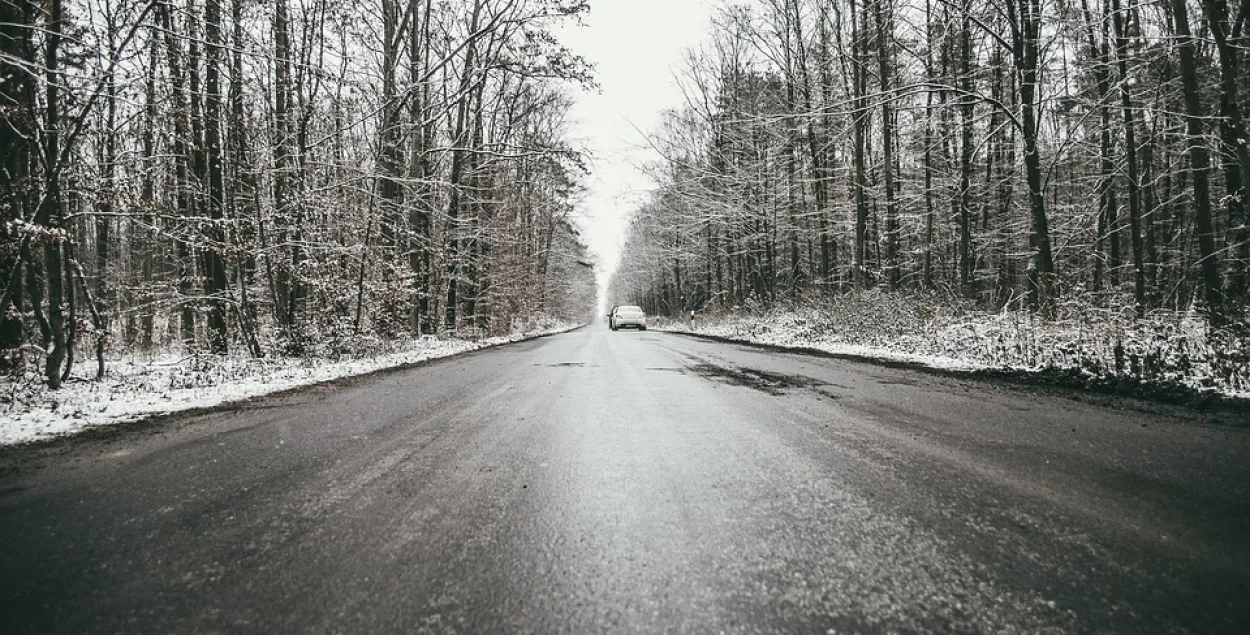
(0, 322, 581, 446)
(658, 297, 1250, 402)
(659, 315, 984, 373)
(669, 321, 978, 372)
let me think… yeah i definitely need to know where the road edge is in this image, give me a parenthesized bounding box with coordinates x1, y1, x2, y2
(664, 328, 1250, 427)
(0, 324, 586, 457)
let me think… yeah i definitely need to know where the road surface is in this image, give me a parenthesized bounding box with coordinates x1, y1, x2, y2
(2, 328, 1248, 633)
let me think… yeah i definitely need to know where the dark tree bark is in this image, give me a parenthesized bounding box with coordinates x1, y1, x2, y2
(922, 0, 936, 289)
(957, 4, 975, 295)
(1110, 0, 1146, 315)
(229, 0, 262, 357)
(850, 0, 870, 289)
(1079, 0, 1117, 295)
(272, 0, 295, 333)
(41, 0, 67, 388)
(138, 22, 158, 349)
(159, 1, 196, 348)
(408, 0, 434, 334)
(874, 0, 900, 289)
(201, 0, 229, 353)
(1200, 0, 1250, 304)
(0, 0, 37, 370)
(1008, 0, 1057, 312)
(377, 0, 403, 253)
(814, 3, 834, 290)
(1168, 0, 1225, 324)
(445, 0, 484, 330)
(94, 9, 119, 376)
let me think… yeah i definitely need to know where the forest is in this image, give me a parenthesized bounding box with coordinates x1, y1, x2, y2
(609, 0, 1250, 349)
(0, 0, 598, 390)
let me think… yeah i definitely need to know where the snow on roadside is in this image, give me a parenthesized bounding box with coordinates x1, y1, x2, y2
(658, 318, 984, 372)
(657, 306, 1250, 401)
(0, 322, 580, 446)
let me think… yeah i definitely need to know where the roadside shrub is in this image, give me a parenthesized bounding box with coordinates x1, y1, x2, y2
(686, 290, 1250, 398)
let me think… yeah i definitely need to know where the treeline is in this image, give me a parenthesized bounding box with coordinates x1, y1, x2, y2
(610, 0, 1248, 328)
(0, 0, 597, 388)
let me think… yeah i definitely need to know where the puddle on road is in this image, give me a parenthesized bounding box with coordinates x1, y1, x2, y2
(541, 358, 828, 397)
(688, 363, 827, 396)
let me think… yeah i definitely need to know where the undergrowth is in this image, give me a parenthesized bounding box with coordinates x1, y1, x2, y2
(676, 289, 1250, 400)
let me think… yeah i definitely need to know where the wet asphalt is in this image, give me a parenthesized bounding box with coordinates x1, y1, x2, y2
(1, 328, 1248, 634)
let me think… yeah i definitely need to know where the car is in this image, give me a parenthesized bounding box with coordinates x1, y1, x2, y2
(608, 305, 647, 331)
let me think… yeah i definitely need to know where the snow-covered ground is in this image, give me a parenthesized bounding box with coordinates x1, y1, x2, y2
(0, 322, 580, 446)
(663, 317, 985, 372)
(657, 294, 1250, 401)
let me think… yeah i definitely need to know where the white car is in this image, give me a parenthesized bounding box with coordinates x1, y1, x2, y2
(608, 305, 647, 331)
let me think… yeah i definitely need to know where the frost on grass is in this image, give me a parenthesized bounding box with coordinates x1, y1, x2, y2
(663, 289, 1250, 400)
(0, 318, 580, 446)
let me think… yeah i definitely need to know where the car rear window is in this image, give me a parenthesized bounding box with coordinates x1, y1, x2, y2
(618, 306, 643, 315)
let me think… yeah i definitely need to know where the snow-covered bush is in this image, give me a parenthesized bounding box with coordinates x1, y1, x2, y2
(1, 318, 582, 445)
(678, 290, 1250, 399)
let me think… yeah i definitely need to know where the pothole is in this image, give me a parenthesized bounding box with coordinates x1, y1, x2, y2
(688, 363, 826, 396)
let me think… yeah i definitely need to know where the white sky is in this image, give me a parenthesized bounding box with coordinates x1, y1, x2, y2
(557, 0, 715, 293)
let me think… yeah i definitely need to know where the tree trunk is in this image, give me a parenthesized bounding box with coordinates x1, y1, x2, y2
(1201, 0, 1250, 304)
(922, 0, 936, 289)
(850, 0, 870, 289)
(1010, 0, 1057, 313)
(875, 0, 900, 289)
(272, 0, 295, 333)
(1168, 0, 1225, 324)
(160, 1, 197, 348)
(94, 10, 119, 376)
(138, 22, 158, 349)
(41, 0, 67, 388)
(1110, 0, 1146, 315)
(408, 0, 434, 334)
(445, 0, 484, 330)
(958, 6, 975, 295)
(0, 0, 36, 370)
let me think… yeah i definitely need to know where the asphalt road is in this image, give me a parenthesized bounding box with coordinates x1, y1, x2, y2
(2, 328, 1248, 633)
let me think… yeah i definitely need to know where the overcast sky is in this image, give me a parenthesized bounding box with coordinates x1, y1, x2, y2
(557, 0, 715, 293)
